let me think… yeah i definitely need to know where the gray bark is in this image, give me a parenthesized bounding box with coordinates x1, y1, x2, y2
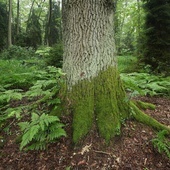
(62, 0, 116, 88)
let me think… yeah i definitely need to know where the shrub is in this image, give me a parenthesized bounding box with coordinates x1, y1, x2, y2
(152, 130, 170, 159)
(18, 112, 66, 150)
(45, 43, 63, 68)
(121, 72, 170, 97)
(0, 45, 36, 60)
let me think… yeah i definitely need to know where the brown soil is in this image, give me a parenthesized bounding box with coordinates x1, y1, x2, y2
(0, 96, 170, 170)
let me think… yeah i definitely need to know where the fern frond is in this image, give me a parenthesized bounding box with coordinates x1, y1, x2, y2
(19, 113, 66, 151)
(152, 130, 170, 159)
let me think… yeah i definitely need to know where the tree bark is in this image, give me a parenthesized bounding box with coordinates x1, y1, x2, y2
(8, 0, 12, 47)
(62, 0, 170, 143)
(62, 0, 130, 143)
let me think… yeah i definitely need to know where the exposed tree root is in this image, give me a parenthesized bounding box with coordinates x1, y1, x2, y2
(130, 101, 170, 134)
(132, 100, 156, 110)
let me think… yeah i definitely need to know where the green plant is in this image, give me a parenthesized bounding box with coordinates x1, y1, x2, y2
(0, 45, 36, 60)
(25, 66, 65, 111)
(152, 130, 170, 159)
(121, 72, 170, 97)
(118, 55, 138, 73)
(0, 64, 66, 150)
(0, 59, 39, 90)
(45, 43, 63, 68)
(18, 112, 66, 150)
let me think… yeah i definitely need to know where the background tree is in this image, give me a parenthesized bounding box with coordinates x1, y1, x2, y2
(62, 0, 170, 143)
(8, 0, 12, 47)
(26, 9, 42, 49)
(114, 0, 145, 55)
(142, 0, 170, 74)
(0, 1, 8, 51)
(45, 0, 62, 46)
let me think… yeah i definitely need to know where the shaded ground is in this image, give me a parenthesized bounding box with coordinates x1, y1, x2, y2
(0, 96, 170, 170)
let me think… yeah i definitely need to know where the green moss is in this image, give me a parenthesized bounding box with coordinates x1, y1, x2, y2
(94, 67, 130, 142)
(133, 100, 156, 110)
(70, 80, 94, 143)
(67, 66, 170, 144)
(130, 102, 170, 134)
(69, 66, 130, 143)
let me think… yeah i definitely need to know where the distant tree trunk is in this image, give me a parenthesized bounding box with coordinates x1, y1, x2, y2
(46, 0, 52, 46)
(8, 0, 12, 47)
(16, 0, 20, 35)
(27, 0, 35, 23)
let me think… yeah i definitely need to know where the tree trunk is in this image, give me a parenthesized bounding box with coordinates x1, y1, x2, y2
(8, 0, 12, 47)
(62, 0, 130, 143)
(46, 0, 52, 46)
(16, 0, 20, 35)
(62, 0, 170, 143)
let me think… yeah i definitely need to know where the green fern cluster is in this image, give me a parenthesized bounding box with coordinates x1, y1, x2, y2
(152, 130, 170, 159)
(18, 112, 66, 150)
(0, 60, 38, 90)
(0, 66, 66, 151)
(121, 72, 170, 97)
(25, 67, 65, 111)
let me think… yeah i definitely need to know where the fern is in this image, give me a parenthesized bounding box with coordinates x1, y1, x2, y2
(121, 72, 170, 96)
(0, 89, 23, 103)
(18, 112, 66, 150)
(152, 130, 170, 159)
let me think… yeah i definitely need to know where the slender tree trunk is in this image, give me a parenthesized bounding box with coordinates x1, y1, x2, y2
(27, 0, 35, 24)
(62, 0, 130, 143)
(8, 0, 12, 47)
(16, 0, 20, 35)
(47, 0, 52, 46)
(136, 0, 141, 56)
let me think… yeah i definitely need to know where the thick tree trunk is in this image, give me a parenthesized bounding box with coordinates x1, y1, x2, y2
(62, 0, 130, 143)
(62, 0, 170, 143)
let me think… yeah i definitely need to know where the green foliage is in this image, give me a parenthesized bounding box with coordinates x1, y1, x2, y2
(26, 10, 42, 49)
(0, 45, 36, 60)
(44, 1, 62, 46)
(121, 72, 170, 97)
(0, 89, 22, 104)
(0, 59, 38, 89)
(152, 130, 170, 159)
(118, 55, 138, 73)
(115, 0, 145, 55)
(0, 65, 66, 150)
(45, 43, 63, 68)
(35, 46, 52, 58)
(18, 112, 66, 150)
(142, 0, 170, 74)
(0, 1, 7, 51)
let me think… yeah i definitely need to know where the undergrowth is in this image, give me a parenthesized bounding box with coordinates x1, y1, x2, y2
(152, 130, 170, 159)
(121, 72, 170, 97)
(0, 66, 66, 150)
(18, 112, 66, 150)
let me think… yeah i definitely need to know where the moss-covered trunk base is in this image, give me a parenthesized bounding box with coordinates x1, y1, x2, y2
(67, 67, 170, 144)
(68, 67, 130, 143)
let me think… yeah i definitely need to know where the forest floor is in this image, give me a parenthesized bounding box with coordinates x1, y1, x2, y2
(0, 96, 170, 170)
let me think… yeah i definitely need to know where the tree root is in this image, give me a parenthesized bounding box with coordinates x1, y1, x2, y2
(130, 101, 170, 134)
(132, 100, 156, 110)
